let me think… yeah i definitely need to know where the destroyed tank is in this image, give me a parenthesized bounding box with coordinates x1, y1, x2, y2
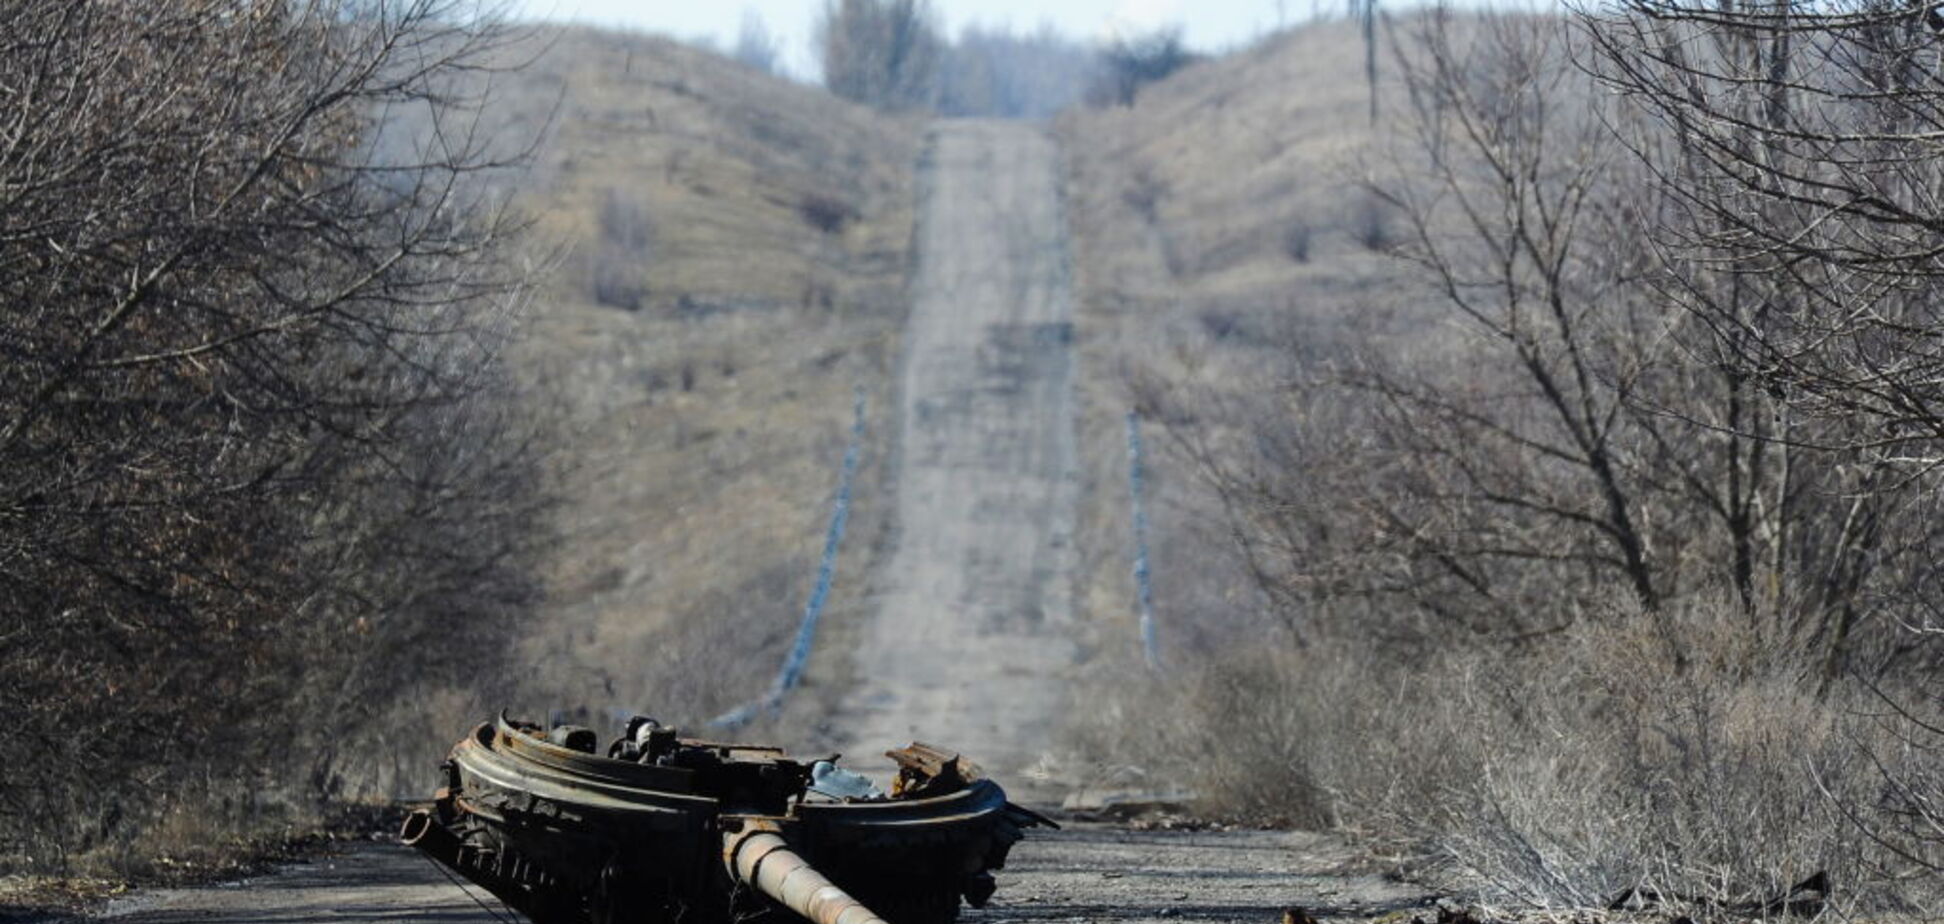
(403, 714, 1054, 924)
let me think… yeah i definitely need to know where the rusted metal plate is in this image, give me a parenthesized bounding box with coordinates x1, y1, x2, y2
(884, 742, 981, 798)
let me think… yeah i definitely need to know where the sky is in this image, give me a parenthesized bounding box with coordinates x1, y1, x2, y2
(512, 0, 1314, 78)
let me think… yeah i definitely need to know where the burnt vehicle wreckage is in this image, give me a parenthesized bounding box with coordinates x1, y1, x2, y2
(404, 714, 1055, 924)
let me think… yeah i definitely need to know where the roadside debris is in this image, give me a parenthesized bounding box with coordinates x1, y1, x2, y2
(1606, 871, 1829, 919)
(808, 760, 882, 800)
(403, 714, 1052, 924)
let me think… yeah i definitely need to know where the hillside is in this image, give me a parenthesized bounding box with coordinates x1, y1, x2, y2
(1056, 21, 1399, 678)
(498, 19, 1410, 772)
(495, 28, 921, 733)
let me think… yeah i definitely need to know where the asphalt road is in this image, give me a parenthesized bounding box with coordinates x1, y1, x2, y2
(90, 824, 1428, 923)
(826, 120, 1083, 801)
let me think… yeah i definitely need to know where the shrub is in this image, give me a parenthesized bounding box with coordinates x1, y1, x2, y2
(0, 0, 549, 873)
(800, 191, 860, 234)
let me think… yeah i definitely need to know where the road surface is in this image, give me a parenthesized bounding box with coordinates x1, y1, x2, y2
(827, 119, 1082, 799)
(90, 825, 1427, 923)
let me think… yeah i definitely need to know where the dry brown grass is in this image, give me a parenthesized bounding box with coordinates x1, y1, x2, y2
(509, 29, 920, 735)
(377, 27, 922, 751)
(1071, 601, 1938, 911)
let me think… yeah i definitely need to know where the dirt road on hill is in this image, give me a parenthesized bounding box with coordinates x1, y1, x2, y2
(827, 120, 1082, 799)
(60, 120, 1433, 924)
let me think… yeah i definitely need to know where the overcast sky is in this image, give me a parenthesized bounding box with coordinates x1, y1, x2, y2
(512, 0, 1312, 77)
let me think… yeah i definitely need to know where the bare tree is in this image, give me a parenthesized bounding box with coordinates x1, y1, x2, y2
(935, 24, 1093, 118)
(1274, 14, 1676, 638)
(1088, 27, 1195, 107)
(0, 0, 549, 871)
(1354, 0, 1381, 122)
(818, 0, 941, 111)
(1582, 0, 1944, 464)
(1186, 8, 1921, 676)
(734, 7, 783, 75)
(1576, 0, 1944, 878)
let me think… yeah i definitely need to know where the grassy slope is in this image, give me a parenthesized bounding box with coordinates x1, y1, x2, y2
(1058, 21, 1393, 662)
(1052, 22, 1441, 787)
(497, 28, 919, 730)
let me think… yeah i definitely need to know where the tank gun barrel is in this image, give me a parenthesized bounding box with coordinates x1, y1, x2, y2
(721, 822, 889, 924)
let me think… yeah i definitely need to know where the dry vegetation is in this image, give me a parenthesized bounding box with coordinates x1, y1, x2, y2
(482, 28, 919, 736)
(817, 0, 1094, 117)
(0, 0, 547, 877)
(1060, 9, 1944, 916)
(1057, 18, 1394, 687)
